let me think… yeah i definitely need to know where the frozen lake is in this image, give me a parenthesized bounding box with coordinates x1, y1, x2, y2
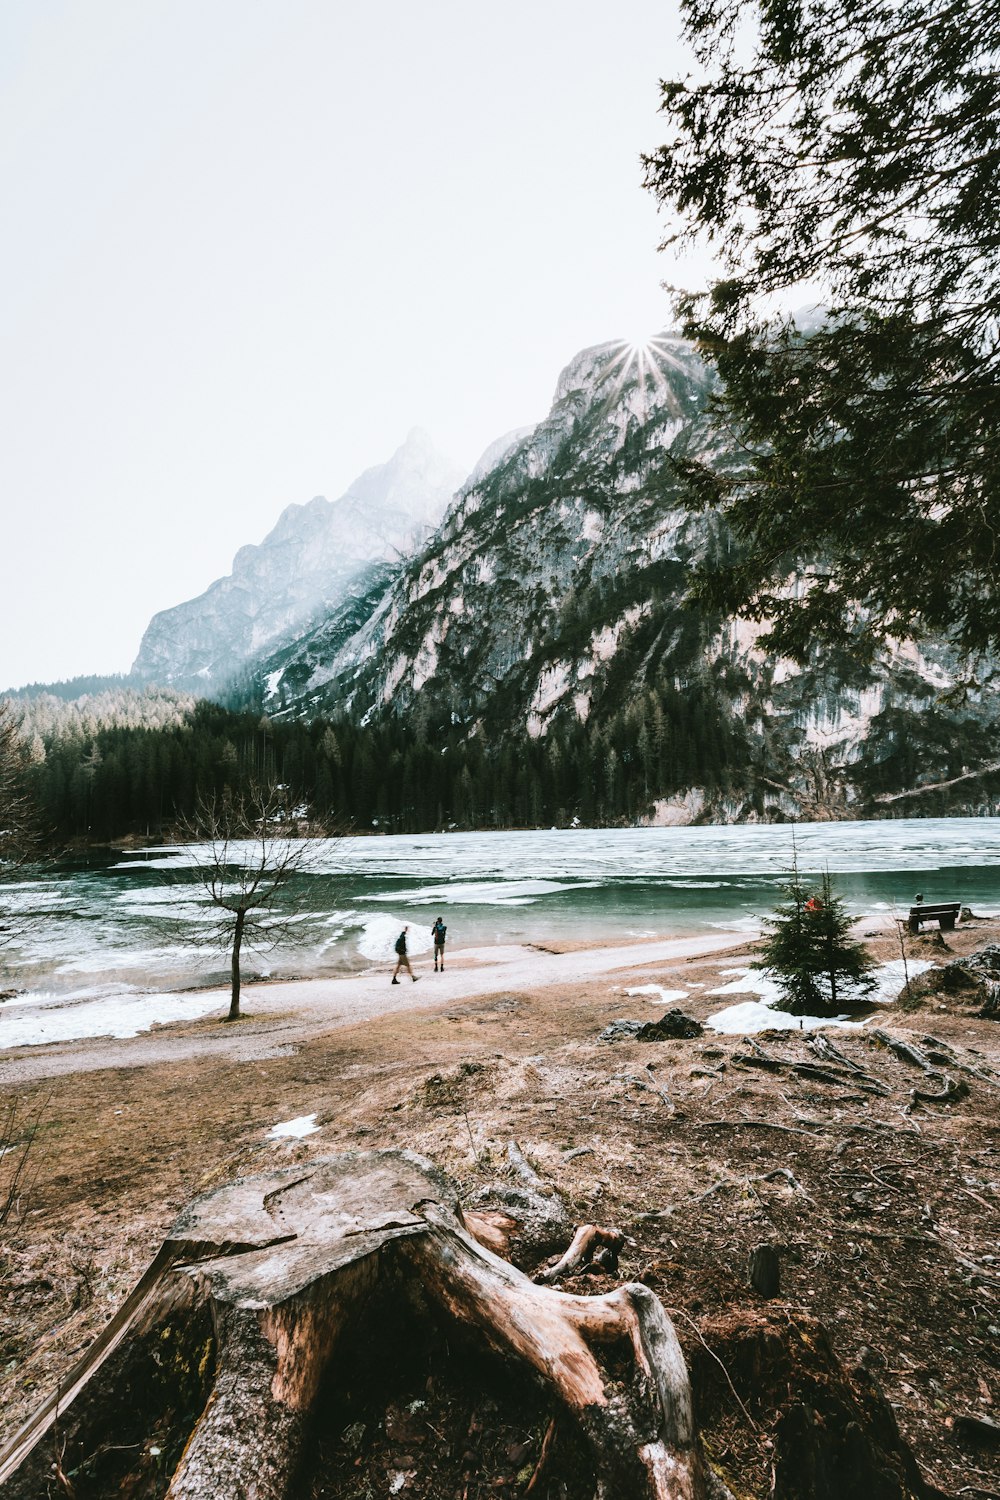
(2, 818, 998, 1027)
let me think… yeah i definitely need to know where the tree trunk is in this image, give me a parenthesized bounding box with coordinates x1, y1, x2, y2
(0, 1151, 730, 1500)
(228, 907, 244, 1021)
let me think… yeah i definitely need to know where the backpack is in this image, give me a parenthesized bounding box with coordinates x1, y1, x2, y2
(434, 921, 447, 942)
(394, 932, 406, 956)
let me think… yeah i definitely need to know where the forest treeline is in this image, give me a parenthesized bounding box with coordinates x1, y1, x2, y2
(12, 669, 995, 843)
(19, 686, 756, 842)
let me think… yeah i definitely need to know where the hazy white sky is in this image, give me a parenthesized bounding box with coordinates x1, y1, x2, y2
(1, 0, 712, 690)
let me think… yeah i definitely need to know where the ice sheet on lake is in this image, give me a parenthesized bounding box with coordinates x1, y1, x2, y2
(705, 959, 935, 1034)
(116, 817, 1000, 880)
(53, 942, 220, 975)
(668, 881, 728, 889)
(267, 1114, 319, 1140)
(366, 878, 601, 906)
(356, 914, 434, 961)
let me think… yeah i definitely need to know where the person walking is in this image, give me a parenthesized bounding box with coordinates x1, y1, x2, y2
(431, 916, 447, 971)
(392, 925, 418, 984)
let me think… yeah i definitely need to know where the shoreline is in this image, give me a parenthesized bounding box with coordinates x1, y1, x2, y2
(48, 807, 1000, 856)
(0, 929, 754, 1078)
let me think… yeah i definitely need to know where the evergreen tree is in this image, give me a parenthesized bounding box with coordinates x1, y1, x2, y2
(643, 0, 1000, 666)
(755, 866, 876, 1016)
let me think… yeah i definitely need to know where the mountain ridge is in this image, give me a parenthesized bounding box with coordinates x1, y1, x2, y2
(130, 428, 462, 691)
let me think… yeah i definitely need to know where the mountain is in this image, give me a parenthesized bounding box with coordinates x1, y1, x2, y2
(131, 429, 462, 690)
(246, 334, 1000, 822)
(257, 337, 718, 719)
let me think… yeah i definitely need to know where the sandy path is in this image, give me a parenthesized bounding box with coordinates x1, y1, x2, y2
(0, 931, 750, 1082)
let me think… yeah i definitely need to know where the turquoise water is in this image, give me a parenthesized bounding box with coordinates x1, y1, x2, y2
(3, 818, 998, 1005)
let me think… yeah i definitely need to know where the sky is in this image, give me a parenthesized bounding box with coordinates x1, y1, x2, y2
(0, 0, 713, 690)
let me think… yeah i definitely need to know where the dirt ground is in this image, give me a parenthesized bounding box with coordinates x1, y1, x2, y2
(1, 920, 999, 1497)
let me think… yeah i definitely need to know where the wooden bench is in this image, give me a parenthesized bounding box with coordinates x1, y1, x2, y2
(907, 901, 961, 934)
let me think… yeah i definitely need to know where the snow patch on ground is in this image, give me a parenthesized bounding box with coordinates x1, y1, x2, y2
(267, 1114, 319, 1140)
(0, 989, 225, 1048)
(706, 1000, 870, 1034)
(704, 959, 935, 1033)
(625, 985, 689, 1005)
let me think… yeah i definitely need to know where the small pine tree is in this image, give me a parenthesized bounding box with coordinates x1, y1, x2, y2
(755, 867, 876, 1016)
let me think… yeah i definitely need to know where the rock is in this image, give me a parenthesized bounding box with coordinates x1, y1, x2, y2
(599, 1019, 645, 1042)
(506, 1440, 534, 1466)
(941, 944, 1000, 1017)
(638, 1010, 704, 1041)
(599, 1010, 703, 1043)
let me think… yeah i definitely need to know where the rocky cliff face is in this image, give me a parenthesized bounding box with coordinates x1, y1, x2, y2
(248, 334, 999, 821)
(260, 337, 719, 719)
(131, 430, 461, 690)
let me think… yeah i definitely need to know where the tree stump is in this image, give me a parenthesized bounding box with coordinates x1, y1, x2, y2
(0, 1150, 730, 1500)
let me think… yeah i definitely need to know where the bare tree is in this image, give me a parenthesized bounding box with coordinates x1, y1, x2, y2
(178, 783, 325, 1022)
